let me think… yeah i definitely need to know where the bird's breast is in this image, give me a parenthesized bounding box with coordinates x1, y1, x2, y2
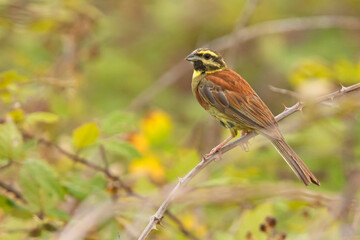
(191, 70, 203, 93)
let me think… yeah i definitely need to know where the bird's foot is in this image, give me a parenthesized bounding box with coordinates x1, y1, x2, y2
(204, 146, 222, 161)
(241, 130, 253, 137)
(204, 135, 234, 161)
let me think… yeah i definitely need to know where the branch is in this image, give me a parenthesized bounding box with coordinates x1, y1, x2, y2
(0, 179, 26, 203)
(35, 137, 137, 196)
(269, 85, 301, 100)
(0, 160, 13, 171)
(130, 15, 360, 110)
(174, 184, 358, 210)
(138, 82, 360, 240)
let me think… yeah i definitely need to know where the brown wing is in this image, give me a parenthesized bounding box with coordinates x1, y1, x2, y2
(198, 69, 281, 138)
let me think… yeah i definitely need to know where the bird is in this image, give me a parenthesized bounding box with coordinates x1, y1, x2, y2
(186, 48, 320, 186)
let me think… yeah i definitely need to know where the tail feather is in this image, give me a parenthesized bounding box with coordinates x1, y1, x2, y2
(270, 138, 320, 186)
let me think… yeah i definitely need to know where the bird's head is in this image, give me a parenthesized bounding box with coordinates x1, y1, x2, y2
(186, 48, 227, 73)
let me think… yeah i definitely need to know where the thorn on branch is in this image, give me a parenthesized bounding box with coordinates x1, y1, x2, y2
(298, 102, 304, 112)
(341, 85, 348, 92)
(150, 215, 164, 230)
(202, 155, 210, 162)
(282, 104, 289, 110)
(177, 177, 184, 184)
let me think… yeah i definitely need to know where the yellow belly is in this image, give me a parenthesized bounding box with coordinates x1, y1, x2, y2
(207, 106, 248, 131)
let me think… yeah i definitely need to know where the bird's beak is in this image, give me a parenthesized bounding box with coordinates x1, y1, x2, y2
(185, 52, 198, 62)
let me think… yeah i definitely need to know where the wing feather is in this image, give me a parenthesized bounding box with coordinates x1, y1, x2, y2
(198, 69, 281, 138)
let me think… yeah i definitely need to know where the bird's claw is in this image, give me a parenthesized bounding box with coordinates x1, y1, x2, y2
(240, 142, 249, 152)
(204, 147, 223, 161)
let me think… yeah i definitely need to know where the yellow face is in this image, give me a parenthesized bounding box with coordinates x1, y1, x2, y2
(186, 48, 227, 73)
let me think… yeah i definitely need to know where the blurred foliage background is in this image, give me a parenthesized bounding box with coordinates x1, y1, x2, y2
(0, 0, 360, 239)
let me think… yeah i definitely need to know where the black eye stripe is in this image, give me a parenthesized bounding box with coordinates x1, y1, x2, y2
(204, 53, 211, 60)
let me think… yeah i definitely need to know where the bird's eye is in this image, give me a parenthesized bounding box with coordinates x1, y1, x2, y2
(204, 54, 211, 60)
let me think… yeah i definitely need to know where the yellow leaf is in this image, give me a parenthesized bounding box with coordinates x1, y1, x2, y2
(333, 59, 360, 84)
(72, 122, 100, 148)
(0, 70, 28, 89)
(141, 110, 172, 144)
(26, 112, 59, 125)
(7, 109, 24, 123)
(290, 60, 332, 86)
(180, 213, 207, 238)
(129, 156, 165, 182)
(0, 121, 23, 160)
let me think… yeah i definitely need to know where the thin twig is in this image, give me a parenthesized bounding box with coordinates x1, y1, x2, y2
(0, 179, 26, 203)
(0, 160, 13, 171)
(130, 16, 360, 110)
(269, 85, 301, 100)
(138, 83, 360, 240)
(35, 137, 138, 197)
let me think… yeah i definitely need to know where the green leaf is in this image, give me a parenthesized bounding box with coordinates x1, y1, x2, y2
(101, 111, 135, 135)
(72, 122, 100, 148)
(19, 159, 64, 213)
(64, 174, 107, 200)
(0, 195, 32, 219)
(46, 208, 70, 221)
(26, 112, 59, 125)
(102, 140, 141, 159)
(0, 121, 23, 160)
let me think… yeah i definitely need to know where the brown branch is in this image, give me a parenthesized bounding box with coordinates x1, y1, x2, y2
(130, 16, 360, 110)
(0, 179, 26, 203)
(137, 82, 360, 240)
(35, 137, 138, 197)
(0, 160, 13, 171)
